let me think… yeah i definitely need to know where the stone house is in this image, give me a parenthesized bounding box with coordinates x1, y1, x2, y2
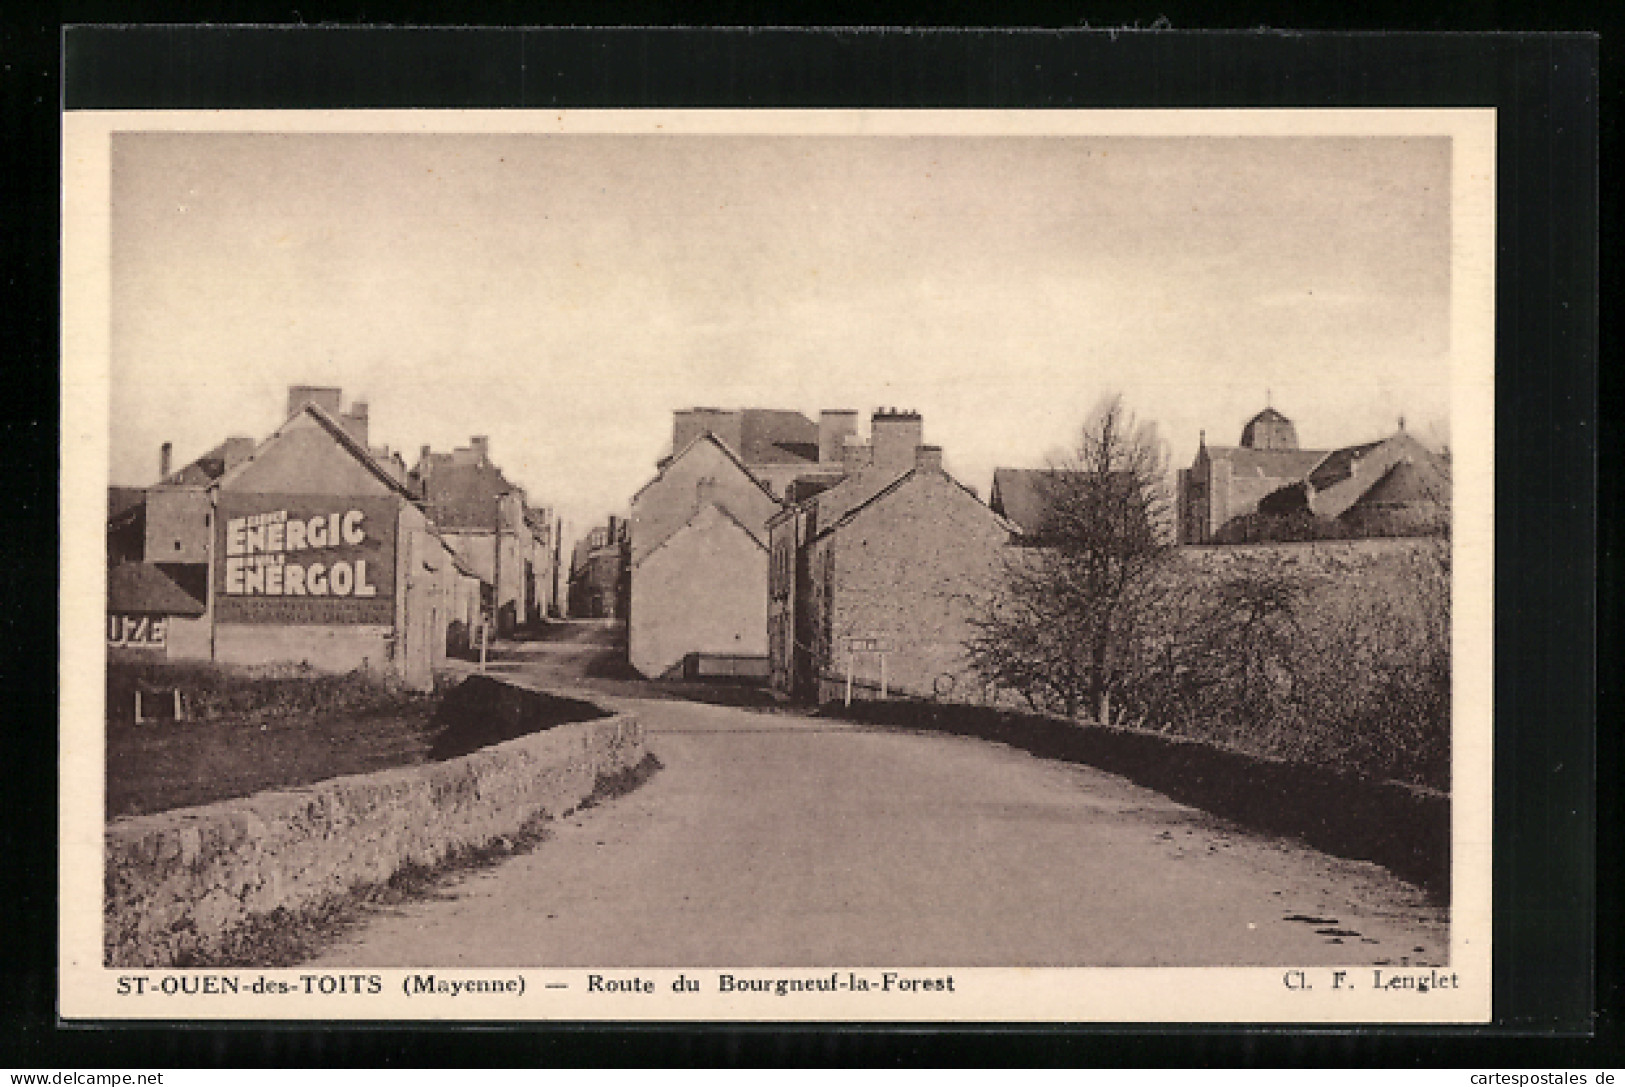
(664, 407, 851, 501)
(628, 431, 784, 679)
(767, 410, 1016, 703)
(106, 560, 208, 663)
(567, 516, 630, 619)
(107, 386, 482, 689)
(207, 400, 480, 690)
(409, 436, 557, 636)
(629, 406, 877, 680)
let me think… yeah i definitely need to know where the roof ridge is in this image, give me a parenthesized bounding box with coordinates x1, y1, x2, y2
(633, 499, 767, 567)
(634, 431, 785, 507)
(214, 402, 418, 501)
(814, 466, 1017, 541)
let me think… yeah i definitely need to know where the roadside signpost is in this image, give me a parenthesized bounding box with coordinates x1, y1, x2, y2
(842, 636, 890, 706)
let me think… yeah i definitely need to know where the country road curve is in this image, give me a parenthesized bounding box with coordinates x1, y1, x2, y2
(308, 678, 1447, 969)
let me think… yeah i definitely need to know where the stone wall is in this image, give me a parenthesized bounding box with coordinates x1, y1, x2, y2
(817, 470, 1009, 703)
(836, 699, 1449, 899)
(1174, 535, 1442, 576)
(105, 708, 643, 967)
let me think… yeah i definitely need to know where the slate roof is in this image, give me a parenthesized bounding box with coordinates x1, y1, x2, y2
(803, 463, 911, 534)
(810, 467, 1018, 543)
(1205, 445, 1329, 480)
(989, 469, 1061, 536)
(811, 469, 919, 541)
(1246, 407, 1291, 427)
(1339, 459, 1448, 513)
(786, 476, 839, 506)
(108, 486, 146, 523)
(419, 462, 517, 529)
(990, 468, 1144, 538)
(1306, 440, 1386, 492)
(157, 436, 257, 488)
(107, 562, 207, 617)
(736, 409, 821, 466)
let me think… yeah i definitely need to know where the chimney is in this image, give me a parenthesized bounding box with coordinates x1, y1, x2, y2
(915, 444, 943, 472)
(159, 442, 172, 481)
(470, 435, 490, 464)
(222, 435, 256, 472)
(672, 408, 743, 459)
(286, 384, 342, 419)
(818, 410, 860, 464)
(871, 408, 924, 473)
(342, 400, 369, 447)
(841, 435, 871, 471)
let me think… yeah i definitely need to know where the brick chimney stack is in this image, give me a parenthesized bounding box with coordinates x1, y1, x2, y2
(342, 400, 369, 447)
(470, 435, 490, 464)
(818, 410, 860, 464)
(159, 441, 172, 481)
(286, 384, 342, 419)
(870, 408, 924, 474)
(914, 445, 943, 472)
(672, 408, 743, 458)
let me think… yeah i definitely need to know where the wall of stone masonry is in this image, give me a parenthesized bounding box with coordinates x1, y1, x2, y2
(105, 705, 643, 967)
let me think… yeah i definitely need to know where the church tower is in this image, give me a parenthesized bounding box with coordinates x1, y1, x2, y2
(1239, 406, 1300, 451)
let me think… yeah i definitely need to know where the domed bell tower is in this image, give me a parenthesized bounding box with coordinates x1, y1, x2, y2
(1240, 407, 1299, 451)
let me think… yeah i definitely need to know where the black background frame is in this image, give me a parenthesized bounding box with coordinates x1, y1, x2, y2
(4, 21, 1604, 1067)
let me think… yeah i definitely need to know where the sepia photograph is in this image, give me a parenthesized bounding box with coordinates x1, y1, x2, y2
(61, 108, 1495, 1022)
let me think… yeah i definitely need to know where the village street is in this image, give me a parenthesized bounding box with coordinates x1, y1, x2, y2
(307, 622, 1447, 969)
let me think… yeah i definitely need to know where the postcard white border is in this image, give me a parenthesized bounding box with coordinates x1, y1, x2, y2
(62, 108, 1495, 1023)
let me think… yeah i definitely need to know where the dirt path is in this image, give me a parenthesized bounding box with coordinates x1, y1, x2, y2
(309, 686, 1446, 968)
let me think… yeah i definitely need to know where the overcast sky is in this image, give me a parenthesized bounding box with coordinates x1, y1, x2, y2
(110, 131, 1452, 543)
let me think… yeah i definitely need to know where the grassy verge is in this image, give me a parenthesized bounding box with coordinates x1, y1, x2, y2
(107, 664, 610, 819)
(107, 660, 432, 725)
(106, 667, 441, 819)
(178, 752, 664, 968)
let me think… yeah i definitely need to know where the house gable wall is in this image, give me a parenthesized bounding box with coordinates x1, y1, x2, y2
(815, 472, 1009, 703)
(144, 488, 213, 564)
(628, 505, 768, 679)
(630, 439, 780, 567)
(220, 416, 398, 499)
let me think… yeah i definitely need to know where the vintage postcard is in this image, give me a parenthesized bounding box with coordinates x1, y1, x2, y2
(61, 108, 1495, 1022)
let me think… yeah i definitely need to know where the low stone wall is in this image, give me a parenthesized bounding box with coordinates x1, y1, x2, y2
(105, 707, 643, 967)
(836, 699, 1449, 901)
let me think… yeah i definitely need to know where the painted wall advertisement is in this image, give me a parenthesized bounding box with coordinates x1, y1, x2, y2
(107, 615, 166, 651)
(213, 493, 396, 624)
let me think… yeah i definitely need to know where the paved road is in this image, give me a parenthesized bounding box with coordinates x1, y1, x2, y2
(312, 629, 1446, 967)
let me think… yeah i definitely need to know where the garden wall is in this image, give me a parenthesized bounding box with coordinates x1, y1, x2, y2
(105, 695, 643, 967)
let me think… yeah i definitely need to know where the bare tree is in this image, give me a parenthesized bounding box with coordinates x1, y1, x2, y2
(969, 394, 1174, 722)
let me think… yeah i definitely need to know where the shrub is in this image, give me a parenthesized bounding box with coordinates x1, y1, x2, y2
(106, 660, 430, 726)
(1084, 540, 1451, 790)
